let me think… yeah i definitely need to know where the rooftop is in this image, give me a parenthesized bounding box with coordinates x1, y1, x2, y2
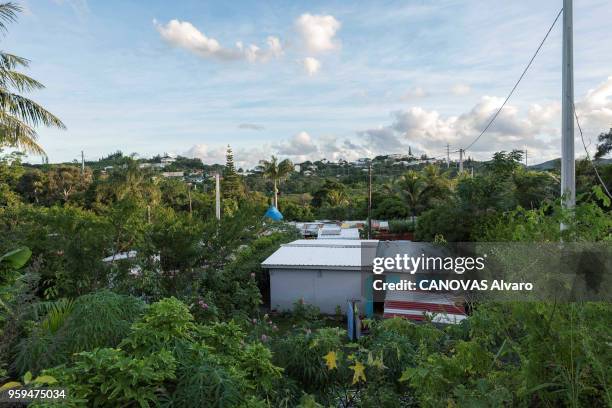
(262, 239, 378, 269)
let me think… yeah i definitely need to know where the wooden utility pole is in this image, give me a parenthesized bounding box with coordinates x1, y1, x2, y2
(446, 143, 450, 168)
(367, 161, 372, 239)
(81, 151, 85, 175)
(561, 0, 575, 209)
(459, 149, 464, 173)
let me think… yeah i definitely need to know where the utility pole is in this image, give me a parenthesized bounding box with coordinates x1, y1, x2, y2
(215, 173, 221, 220)
(459, 149, 464, 173)
(524, 147, 528, 167)
(81, 150, 85, 175)
(446, 143, 450, 168)
(561, 0, 575, 209)
(187, 183, 193, 216)
(367, 161, 372, 239)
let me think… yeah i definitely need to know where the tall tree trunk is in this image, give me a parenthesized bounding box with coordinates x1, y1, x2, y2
(274, 179, 278, 208)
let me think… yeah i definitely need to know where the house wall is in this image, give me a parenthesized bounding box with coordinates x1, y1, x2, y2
(269, 268, 366, 314)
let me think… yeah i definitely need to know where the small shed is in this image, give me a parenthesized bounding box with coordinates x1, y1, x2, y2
(262, 239, 378, 315)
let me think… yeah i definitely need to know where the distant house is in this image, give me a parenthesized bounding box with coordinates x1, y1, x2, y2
(262, 239, 378, 314)
(160, 155, 176, 165)
(140, 162, 166, 170)
(352, 158, 370, 168)
(162, 171, 184, 178)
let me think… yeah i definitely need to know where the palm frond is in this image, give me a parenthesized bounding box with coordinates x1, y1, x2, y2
(0, 111, 46, 156)
(0, 53, 30, 70)
(0, 2, 20, 33)
(0, 90, 65, 128)
(0, 69, 44, 92)
(38, 298, 75, 334)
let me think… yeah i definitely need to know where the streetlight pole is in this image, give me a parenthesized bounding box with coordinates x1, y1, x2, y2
(367, 161, 372, 239)
(561, 0, 575, 209)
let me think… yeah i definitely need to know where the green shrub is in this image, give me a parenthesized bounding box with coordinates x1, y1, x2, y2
(15, 290, 145, 375)
(291, 299, 321, 323)
(388, 219, 415, 233)
(273, 327, 344, 393)
(172, 349, 247, 408)
(120, 297, 196, 355)
(41, 347, 176, 407)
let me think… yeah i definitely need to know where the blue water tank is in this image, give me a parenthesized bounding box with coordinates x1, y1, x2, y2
(264, 205, 283, 221)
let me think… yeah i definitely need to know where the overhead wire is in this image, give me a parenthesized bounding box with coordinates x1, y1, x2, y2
(573, 103, 612, 199)
(458, 7, 564, 153)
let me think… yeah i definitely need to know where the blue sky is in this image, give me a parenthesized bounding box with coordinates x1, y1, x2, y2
(8, 0, 612, 167)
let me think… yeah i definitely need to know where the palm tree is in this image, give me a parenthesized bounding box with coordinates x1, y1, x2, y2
(396, 170, 429, 216)
(389, 165, 450, 216)
(257, 155, 293, 209)
(326, 189, 349, 207)
(0, 3, 65, 156)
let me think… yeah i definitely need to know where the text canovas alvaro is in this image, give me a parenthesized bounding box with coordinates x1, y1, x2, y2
(371, 253, 533, 292)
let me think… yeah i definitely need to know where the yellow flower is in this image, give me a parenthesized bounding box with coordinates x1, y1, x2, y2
(367, 351, 387, 370)
(350, 361, 366, 384)
(323, 351, 338, 370)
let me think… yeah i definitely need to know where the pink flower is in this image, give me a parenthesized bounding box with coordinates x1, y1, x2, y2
(252, 318, 257, 324)
(261, 334, 268, 342)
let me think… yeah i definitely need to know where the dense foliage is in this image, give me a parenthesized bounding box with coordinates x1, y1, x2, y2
(1, 145, 610, 406)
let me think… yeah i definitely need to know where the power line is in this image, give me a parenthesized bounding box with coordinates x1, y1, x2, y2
(574, 103, 612, 199)
(460, 8, 563, 153)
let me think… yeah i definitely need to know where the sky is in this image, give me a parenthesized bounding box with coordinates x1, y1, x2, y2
(7, 0, 612, 168)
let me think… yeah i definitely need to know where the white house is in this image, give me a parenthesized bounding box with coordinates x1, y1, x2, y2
(262, 239, 378, 314)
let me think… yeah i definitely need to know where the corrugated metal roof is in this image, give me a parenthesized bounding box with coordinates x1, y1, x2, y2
(262, 239, 378, 268)
(317, 227, 360, 240)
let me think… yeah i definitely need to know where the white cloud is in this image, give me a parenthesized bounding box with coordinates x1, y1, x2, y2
(358, 95, 559, 160)
(184, 144, 227, 165)
(295, 13, 341, 53)
(576, 76, 612, 131)
(185, 77, 612, 167)
(154, 19, 283, 62)
(451, 83, 471, 96)
(275, 131, 318, 155)
(302, 57, 321, 76)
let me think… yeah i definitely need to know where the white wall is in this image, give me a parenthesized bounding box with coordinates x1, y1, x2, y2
(270, 268, 365, 314)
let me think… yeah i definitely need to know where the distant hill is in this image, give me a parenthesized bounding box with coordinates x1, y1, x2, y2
(529, 158, 560, 171)
(529, 157, 612, 171)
